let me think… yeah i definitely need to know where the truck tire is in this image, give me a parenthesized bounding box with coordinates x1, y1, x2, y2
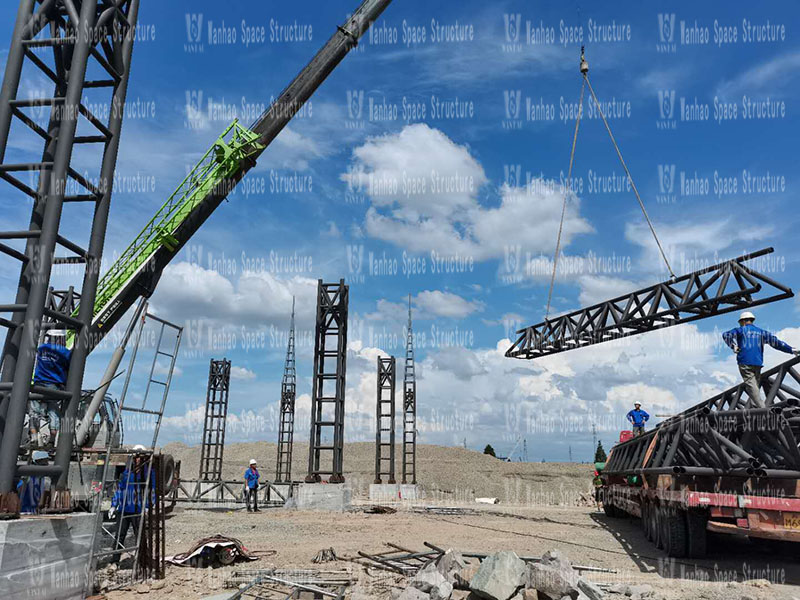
(160, 454, 176, 495)
(642, 502, 653, 541)
(665, 508, 688, 558)
(653, 505, 665, 549)
(686, 510, 707, 558)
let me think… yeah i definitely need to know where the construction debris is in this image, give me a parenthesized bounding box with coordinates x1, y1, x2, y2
(411, 506, 477, 516)
(364, 505, 398, 514)
(469, 551, 526, 600)
(166, 535, 259, 567)
(312, 547, 339, 563)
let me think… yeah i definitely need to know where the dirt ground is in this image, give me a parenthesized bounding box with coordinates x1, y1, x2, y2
(103, 502, 800, 600)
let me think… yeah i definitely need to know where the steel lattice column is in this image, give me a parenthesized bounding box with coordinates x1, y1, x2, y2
(276, 298, 296, 483)
(306, 280, 348, 483)
(0, 0, 141, 503)
(402, 295, 417, 484)
(374, 356, 396, 484)
(198, 359, 232, 482)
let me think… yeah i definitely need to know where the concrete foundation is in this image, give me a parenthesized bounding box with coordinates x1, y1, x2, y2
(369, 483, 400, 502)
(292, 483, 351, 511)
(0, 513, 94, 600)
(400, 484, 421, 501)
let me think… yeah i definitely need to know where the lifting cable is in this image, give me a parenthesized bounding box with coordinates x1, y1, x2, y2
(544, 48, 675, 320)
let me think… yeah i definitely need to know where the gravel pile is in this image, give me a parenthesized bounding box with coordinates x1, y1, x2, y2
(163, 441, 594, 504)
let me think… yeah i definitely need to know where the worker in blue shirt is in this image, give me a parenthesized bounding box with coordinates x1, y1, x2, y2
(626, 402, 649, 436)
(110, 446, 155, 558)
(722, 311, 798, 407)
(244, 459, 260, 512)
(15, 450, 51, 514)
(30, 329, 72, 445)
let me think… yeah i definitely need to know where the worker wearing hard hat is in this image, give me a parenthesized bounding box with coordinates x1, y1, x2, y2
(722, 311, 799, 407)
(30, 329, 73, 446)
(626, 402, 650, 436)
(243, 459, 260, 512)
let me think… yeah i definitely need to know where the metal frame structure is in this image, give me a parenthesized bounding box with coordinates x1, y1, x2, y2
(306, 280, 348, 483)
(402, 295, 417, 484)
(0, 0, 140, 508)
(604, 354, 800, 478)
(199, 359, 232, 482)
(374, 356, 396, 484)
(507, 248, 794, 360)
(87, 310, 181, 590)
(276, 298, 296, 483)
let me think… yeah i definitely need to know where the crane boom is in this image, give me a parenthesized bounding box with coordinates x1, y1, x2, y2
(83, 0, 393, 349)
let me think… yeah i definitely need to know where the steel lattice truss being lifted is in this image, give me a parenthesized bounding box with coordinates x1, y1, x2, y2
(306, 280, 349, 483)
(374, 356, 397, 484)
(403, 296, 417, 484)
(198, 359, 232, 482)
(0, 0, 141, 504)
(604, 354, 800, 479)
(276, 298, 296, 483)
(507, 248, 793, 360)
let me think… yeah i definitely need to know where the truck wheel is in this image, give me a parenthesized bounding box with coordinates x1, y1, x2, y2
(642, 502, 653, 541)
(653, 505, 665, 549)
(686, 510, 708, 558)
(665, 508, 688, 558)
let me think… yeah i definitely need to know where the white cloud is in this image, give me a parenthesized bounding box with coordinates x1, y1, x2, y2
(343, 124, 592, 261)
(230, 366, 257, 381)
(716, 51, 800, 98)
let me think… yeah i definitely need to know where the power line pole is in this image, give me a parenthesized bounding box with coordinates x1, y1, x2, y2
(568, 445, 573, 463)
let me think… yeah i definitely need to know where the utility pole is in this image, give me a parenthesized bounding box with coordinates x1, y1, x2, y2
(592, 422, 597, 457)
(522, 438, 528, 462)
(569, 445, 573, 463)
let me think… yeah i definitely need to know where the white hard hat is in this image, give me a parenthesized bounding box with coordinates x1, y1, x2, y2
(249, 459, 257, 465)
(46, 329, 66, 337)
(132, 444, 147, 453)
(739, 311, 756, 322)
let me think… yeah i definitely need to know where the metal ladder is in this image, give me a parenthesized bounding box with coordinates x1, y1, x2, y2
(86, 308, 182, 590)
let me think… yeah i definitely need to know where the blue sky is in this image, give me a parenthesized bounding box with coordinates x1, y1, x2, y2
(1, 1, 799, 465)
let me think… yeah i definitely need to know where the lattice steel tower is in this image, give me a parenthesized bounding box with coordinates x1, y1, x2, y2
(374, 356, 396, 484)
(0, 0, 141, 504)
(306, 280, 348, 483)
(276, 297, 296, 483)
(402, 295, 417, 484)
(198, 359, 232, 482)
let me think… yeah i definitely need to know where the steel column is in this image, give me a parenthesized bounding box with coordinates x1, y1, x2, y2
(198, 359, 232, 482)
(306, 280, 348, 483)
(402, 295, 417, 484)
(374, 356, 396, 484)
(276, 298, 296, 483)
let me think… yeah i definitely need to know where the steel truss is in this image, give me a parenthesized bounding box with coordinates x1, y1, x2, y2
(198, 359, 232, 482)
(276, 298, 296, 483)
(306, 280, 348, 483)
(402, 296, 416, 484)
(507, 248, 793, 360)
(0, 0, 141, 507)
(374, 356, 396, 484)
(604, 354, 800, 478)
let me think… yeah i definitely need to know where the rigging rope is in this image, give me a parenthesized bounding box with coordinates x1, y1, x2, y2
(545, 77, 585, 320)
(544, 48, 676, 322)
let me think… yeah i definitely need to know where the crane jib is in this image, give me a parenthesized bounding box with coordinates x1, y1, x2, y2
(67, 0, 395, 352)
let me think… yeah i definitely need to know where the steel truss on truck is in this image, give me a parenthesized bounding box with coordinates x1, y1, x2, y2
(507, 248, 793, 360)
(604, 354, 800, 478)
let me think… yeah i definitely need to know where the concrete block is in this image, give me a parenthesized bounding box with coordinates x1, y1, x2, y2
(470, 551, 526, 600)
(369, 483, 400, 502)
(294, 483, 351, 511)
(0, 513, 94, 600)
(400, 484, 421, 501)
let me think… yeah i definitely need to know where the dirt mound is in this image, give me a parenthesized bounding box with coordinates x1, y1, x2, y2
(163, 441, 594, 505)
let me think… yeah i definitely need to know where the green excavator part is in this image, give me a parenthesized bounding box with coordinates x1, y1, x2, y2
(66, 120, 263, 348)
